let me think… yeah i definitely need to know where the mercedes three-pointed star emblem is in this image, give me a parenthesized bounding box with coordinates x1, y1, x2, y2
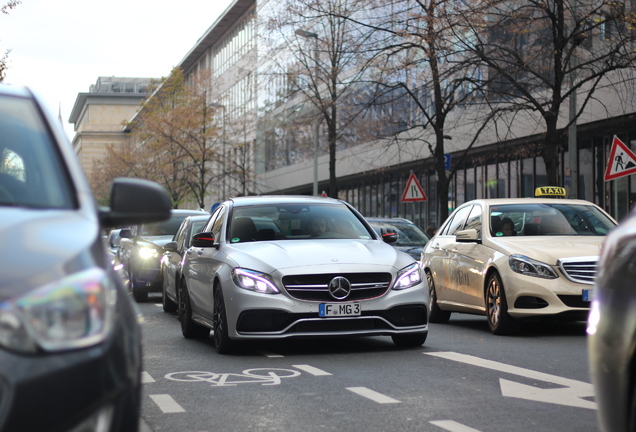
(328, 276, 351, 300)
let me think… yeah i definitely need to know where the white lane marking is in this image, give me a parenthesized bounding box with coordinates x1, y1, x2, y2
(346, 387, 400, 404)
(141, 371, 156, 383)
(430, 420, 483, 432)
(154, 304, 162, 307)
(149, 394, 186, 413)
(257, 351, 284, 358)
(426, 351, 596, 409)
(292, 364, 332, 376)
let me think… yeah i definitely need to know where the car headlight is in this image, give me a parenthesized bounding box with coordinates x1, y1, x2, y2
(138, 246, 160, 259)
(0, 268, 117, 353)
(509, 255, 558, 279)
(232, 268, 280, 294)
(393, 262, 422, 290)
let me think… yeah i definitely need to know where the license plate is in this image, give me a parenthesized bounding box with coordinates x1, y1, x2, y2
(319, 302, 361, 317)
(582, 289, 591, 301)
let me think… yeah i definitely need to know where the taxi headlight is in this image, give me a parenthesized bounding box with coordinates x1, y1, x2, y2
(138, 247, 160, 259)
(232, 268, 280, 294)
(393, 263, 423, 290)
(0, 268, 117, 353)
(509, 255, 558, 279)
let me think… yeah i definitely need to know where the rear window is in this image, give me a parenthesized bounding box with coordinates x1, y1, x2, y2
(0, 94, 75, 209)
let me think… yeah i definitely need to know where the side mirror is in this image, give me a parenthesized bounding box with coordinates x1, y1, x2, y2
(380, 229, 398, 244)
(191, 232, 216, 248)
(456, 229, 481, 243)
(163, 241, 178, 252)
(99, 178, 172, 228)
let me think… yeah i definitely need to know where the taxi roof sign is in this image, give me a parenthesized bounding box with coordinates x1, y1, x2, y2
(534, 186, 566, 197)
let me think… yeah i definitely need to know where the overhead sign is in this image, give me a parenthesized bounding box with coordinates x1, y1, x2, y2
(604, 136, 636, 181)
(401, 173, 427, 203)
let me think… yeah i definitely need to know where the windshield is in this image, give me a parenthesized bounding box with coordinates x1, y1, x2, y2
(490, 203, 616, 237)
(0, 94, 75, 209)
(141, 213, 203, 236)
(368, 220, 429, 246)
(229, 203, 373, 243)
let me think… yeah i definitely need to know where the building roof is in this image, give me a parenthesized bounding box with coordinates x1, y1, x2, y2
(176, 0, 255, 74)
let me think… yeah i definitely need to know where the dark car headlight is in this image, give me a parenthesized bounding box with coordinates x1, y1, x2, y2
(393, 263, 423, 290)
(509, 255, 558, 279)
(0, 268, 117, 353)
(232, 268, 280, 294)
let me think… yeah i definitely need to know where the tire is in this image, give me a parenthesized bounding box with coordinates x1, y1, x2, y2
(178, 280, 209, 339)
(486, 272, 517, 335)
(213, 285, 235, 354)
(162, 279, 177, 313)
(427, 271, 451, 323)
(391, 332, 428, 347)
(130, 269, 148, 302)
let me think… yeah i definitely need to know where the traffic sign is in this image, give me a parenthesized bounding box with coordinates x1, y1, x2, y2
(401, 173, 427, 202)
(604, 136, 636, 181)
(444, 154, 451, 171)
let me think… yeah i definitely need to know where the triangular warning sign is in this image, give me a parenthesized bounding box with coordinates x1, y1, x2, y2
(604, 136, 636, 181)
(401, 173, 428, 202)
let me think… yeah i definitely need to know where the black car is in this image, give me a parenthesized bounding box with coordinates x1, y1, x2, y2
(0, 84, 171, 431)
(118, 209, 208, 302)
(365, 217, 430, 260)
(160, 214, 211, 313)
(588, 205, 636, 432)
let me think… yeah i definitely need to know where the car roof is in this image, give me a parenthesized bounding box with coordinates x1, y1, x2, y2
(229, 195, 344, 207)
(459, 198, 602, 207)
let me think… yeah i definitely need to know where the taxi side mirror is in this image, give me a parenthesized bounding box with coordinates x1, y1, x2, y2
(456, 229, 481, 243)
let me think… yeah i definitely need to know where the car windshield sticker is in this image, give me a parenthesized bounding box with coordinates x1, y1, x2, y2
(496, 232, 503, 236)
(232, 237, 240, 243)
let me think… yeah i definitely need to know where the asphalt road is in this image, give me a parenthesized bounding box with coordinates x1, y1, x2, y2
(137, 294, 598, 432)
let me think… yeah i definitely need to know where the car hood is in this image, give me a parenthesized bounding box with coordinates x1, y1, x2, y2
(487, 236, 604, 264)
(0, 209, 98, 301)
(225, 239, 414, 274)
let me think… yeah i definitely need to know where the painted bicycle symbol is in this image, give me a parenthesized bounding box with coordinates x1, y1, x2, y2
(165, 368, 301, 387)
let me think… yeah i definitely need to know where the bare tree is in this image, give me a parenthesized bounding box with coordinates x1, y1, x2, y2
(263, 0, 385, 198)
(0, 0, 20, 82)
(455, 0, 636, 185)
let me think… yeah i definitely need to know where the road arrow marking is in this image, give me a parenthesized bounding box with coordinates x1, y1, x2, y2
(426, 351, 596, 410)
(499, 378, 596, 409)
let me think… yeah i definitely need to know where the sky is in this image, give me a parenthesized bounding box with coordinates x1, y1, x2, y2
(1, 0, 234, 138)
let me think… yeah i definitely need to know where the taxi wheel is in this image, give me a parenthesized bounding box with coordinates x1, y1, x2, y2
(213, 285, 235, 354)
(162, 280, 177, 313)
(179, 280, 209, 339)
(486, 272, 517, 335)
(427, 271, 451, 323)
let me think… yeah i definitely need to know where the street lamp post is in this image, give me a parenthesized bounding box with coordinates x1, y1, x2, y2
(295, 29, 319, 196)
(210, 102, 227, 201)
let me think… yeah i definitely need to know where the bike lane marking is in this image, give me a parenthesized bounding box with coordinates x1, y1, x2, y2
(346, 387, 400, 404)
(142, 371, 156, 383)
(426, 351, 596, 409)
(430, 420, 483, 432)
(149, 394, 186, 413)
(292, 364, 332, 376)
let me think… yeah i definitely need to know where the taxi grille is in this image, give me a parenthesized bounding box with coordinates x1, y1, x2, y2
(282, 273, 392, 301)
(558, 257, 598, 285)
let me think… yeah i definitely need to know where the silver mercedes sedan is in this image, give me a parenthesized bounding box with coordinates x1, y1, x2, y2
(177, 196, 429, 353)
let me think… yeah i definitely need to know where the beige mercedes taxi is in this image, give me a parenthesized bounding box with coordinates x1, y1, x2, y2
(421, 187, 617, 334)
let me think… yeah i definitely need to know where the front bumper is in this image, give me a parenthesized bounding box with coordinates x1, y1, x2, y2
(501, 271, 591, 320)
(0, 289, 142, 432)
(223, 281, 429, 340)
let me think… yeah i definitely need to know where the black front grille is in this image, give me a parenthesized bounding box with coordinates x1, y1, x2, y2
(557, 295, 591, 308)
(282, 273, 392, 301)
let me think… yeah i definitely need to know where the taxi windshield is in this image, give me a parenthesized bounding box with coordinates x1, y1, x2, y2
(490, 203, 615, 237)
